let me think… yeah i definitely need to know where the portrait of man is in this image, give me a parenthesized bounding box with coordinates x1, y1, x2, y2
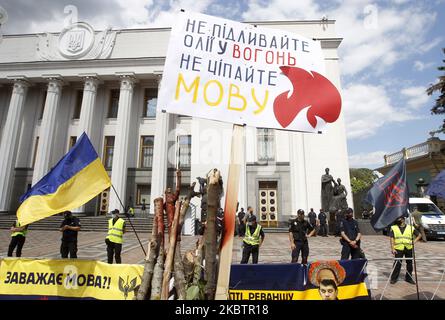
(308, 260, 346, 300)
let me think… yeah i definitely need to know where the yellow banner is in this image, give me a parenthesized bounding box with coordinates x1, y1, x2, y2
(228, 283, 369, 300)
(0, 258, 144, 300)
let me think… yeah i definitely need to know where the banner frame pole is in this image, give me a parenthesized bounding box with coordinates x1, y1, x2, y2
(215, 124, 245, 300)
(111, 184, 147, 256)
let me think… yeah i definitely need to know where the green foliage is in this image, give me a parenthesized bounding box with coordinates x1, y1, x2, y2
(186, 280, 206, 300)
(427, 48, 445, 115)
(349, 168, 379, 194)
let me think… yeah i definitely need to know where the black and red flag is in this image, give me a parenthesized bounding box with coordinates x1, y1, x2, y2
(365, 158, 409, 232)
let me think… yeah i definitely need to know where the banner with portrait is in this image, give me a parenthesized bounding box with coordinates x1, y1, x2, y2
(229, 259, 370, 300)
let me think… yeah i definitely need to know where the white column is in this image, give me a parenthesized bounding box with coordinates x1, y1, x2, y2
(78, 74, 99, 137)
(0, 78, 30, 211)
(289, 132, 308, 215)
(32, 76, 64, 185)
(108, 73, 136, 212)
(150, 76, 170, 214)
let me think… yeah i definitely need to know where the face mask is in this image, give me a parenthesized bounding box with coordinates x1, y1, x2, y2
(247, 222, 252, 226)
(112, 214, 117, 219)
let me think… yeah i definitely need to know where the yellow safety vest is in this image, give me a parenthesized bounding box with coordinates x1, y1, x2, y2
(391, 225, 414, 250)
(106, 218, 125, 244)
(11, 221, 27, 237)
(243, 224, 262, 246)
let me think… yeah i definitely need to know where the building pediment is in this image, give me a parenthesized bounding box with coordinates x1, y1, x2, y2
(36, 22, 117, 61)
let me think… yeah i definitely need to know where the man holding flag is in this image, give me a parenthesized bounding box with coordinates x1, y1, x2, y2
(389, 215, 421, 284)
(365, 158, 421, 294)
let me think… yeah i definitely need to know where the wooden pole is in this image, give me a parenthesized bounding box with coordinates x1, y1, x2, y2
(215, 124, 244, 300)
(409, 215, 420, 300)
(135, 197, 161, 300)
(161, 199, 182, 300)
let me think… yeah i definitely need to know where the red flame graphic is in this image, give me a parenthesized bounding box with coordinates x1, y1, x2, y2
(273, 66, 342, 129)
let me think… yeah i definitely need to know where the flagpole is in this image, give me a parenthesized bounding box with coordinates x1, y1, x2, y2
(409, 214, 420, 300)
(111, 184, 147, 256)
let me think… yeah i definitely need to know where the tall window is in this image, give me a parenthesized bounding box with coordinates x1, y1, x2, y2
(32, 137, 39, 168)
(257, 128, 275, 161)
(136, 184, 150, 205)
(139, 136, 154, 168)
(103, 136, 115, 169)
(178, 135, 191, 168)
(73, 90, 83, 119)
(39, 90, 47, 120)
(68, 136, 77, 150)
(107, 89, 120, 118)
(143, 88, 157, 118)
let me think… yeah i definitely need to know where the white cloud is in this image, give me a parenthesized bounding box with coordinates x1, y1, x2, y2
(348, 151, 388, 168)
(413, 60, 435, 71)
(401, 86, 430, 109)
(342, 83, 416, 139)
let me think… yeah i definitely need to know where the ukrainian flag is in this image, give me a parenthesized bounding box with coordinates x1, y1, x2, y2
(17, 133, 111, 226)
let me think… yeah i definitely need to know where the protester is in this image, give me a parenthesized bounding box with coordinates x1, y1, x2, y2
(7, 219, 28, 257)
(240, 215, 265, 264)
(105, 209, 126, 264)
(289, 209, 315, 264)
(389, 216, 422, 284)
(339, 208, 362, 260)
(308, 208, 318, 236)
(59, 211, 81, 259)
(318, 209, 328, 237)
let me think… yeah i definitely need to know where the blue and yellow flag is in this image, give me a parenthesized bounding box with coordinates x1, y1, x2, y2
(17, 133, 111, 226)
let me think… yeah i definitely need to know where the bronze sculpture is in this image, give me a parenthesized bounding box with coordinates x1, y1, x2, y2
(321, 168, 335, 212)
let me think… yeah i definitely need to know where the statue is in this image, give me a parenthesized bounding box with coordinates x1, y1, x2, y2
(330, 178, 348, 212)
(321, 168, 335, 212)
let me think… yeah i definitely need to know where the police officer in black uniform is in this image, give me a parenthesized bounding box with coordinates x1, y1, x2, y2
(308, 208, 318, 236)
(289, 209, 315, 264)
(60, 211, 81, 259)
(318, 209, 328, 237)
(339, 208, 362, 260)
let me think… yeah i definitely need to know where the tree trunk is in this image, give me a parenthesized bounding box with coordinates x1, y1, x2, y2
(174, 242, 187, 300)
(193, 237, 204, 285)
(204, 169, 223, 300)
(135, 197, 162, 300)
(150, 197, 165, 300)
(161, 200, 182, 300)
(182, 249, 196, 284)
(150, 243, 164, 300)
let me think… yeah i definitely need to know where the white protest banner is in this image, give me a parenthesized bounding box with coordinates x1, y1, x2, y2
(158, 11, 342, 132)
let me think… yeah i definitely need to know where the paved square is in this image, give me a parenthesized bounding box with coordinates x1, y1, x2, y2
(1, 229, 445, 300)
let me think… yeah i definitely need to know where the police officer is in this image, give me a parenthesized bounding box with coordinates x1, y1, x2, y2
(60, 211, 81, 259)
(308, 208, 318, 236)
(240, 215, 265, 264)
(389, 216, 421, 284)
(339, 208, 362, 260)
(105, 209, 126, 264)
(289, 209, 315, 264)
(7, 220, 28, 257)
(318, 209, 328, 237)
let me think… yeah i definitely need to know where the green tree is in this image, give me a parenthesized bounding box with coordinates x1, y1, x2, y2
(349, 168, 378, 194)
(427, 48, 445, 115)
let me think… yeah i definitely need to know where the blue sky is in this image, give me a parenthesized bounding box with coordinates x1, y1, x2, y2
(2, 0, 445, 169)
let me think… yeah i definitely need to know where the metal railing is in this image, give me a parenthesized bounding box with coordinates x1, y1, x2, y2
(384, 138, 442, 166)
